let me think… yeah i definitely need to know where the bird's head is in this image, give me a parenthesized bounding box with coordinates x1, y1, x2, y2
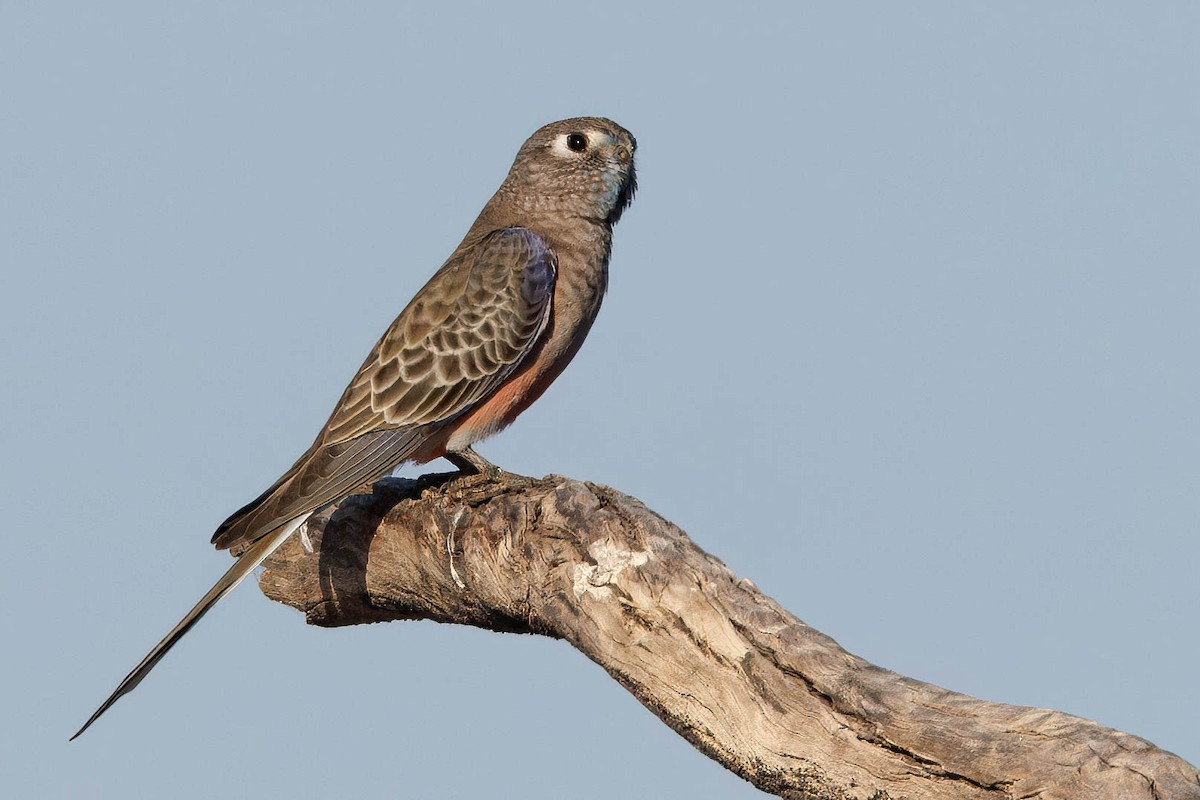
(503, 117, 637, 227)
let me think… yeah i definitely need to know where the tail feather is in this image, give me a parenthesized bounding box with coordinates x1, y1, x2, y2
(70, 513, 310, 740)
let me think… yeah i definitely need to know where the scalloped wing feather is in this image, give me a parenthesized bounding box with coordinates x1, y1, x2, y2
(211, 227, 556, 552)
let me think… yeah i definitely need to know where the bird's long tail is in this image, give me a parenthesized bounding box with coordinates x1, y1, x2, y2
(71, 512, 311, 740)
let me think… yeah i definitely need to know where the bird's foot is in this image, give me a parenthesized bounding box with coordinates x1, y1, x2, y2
(445, 447, 506, 478)
(443, 447, 532, 504)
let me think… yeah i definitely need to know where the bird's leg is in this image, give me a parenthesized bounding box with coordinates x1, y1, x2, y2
(443, 447, 531, 503)
(445, 446, 516, 479)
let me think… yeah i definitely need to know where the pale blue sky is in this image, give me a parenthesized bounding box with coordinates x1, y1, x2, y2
(3, 3, 1197, 797)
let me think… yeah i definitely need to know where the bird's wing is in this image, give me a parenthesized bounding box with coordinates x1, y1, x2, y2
(211, 226, 556, 552)
(323, 227, 558, 441)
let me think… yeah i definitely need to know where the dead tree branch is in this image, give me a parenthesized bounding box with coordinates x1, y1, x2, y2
(257, 473, 1200, 800)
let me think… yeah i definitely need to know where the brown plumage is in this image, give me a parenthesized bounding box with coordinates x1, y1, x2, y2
(73, 117, 637, 739)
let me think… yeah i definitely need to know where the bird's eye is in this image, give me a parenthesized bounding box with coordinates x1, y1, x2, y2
(566, 133, 588, 152)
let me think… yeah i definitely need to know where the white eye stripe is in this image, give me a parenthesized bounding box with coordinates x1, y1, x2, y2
(550, 130, 614, 158)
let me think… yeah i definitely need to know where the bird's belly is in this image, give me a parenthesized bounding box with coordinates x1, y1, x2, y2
(441, 364, 546, 452)
(436, 306, 599, 457)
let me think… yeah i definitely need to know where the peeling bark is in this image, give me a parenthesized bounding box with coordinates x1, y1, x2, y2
(257, 473, 1200, 800)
